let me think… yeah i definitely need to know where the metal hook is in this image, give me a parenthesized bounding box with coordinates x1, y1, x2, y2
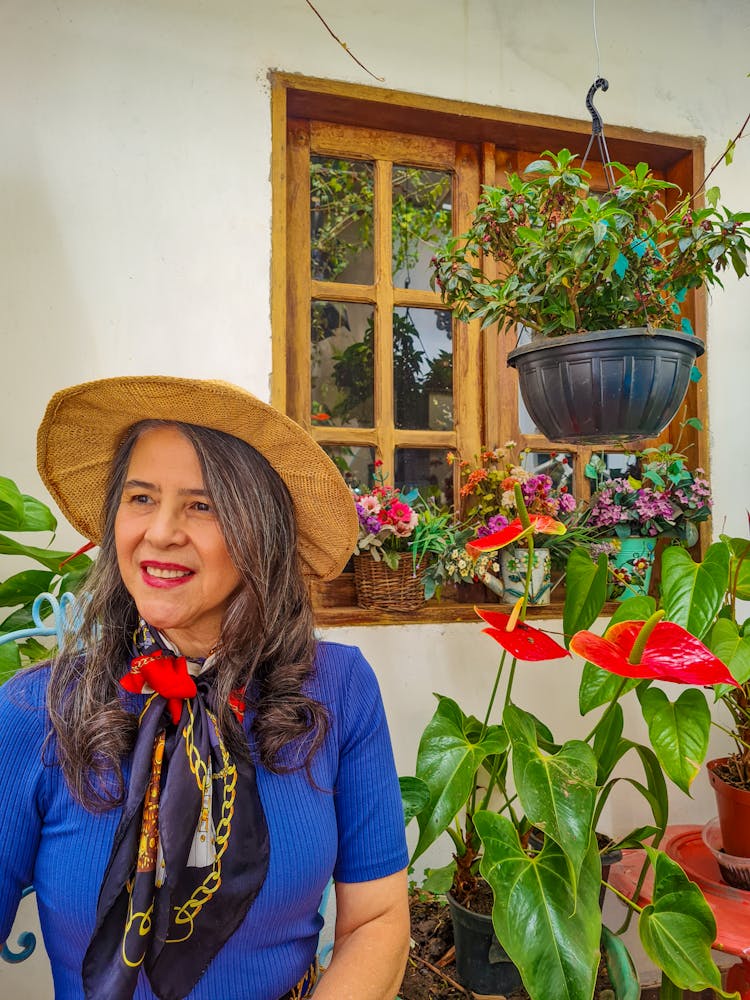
(585, 77, 609, 137)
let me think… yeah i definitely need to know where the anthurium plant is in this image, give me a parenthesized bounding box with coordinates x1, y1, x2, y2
(0, 475, 93, 682)
(402, 489, 739, 1000)
(430, 148, 750, 338)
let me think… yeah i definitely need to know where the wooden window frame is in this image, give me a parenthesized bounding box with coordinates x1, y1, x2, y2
(270, 73, 709, 626)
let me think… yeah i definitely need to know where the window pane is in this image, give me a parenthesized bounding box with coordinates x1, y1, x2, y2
(392, 167, 452, 291)
(323, 446, 376, 492)
(393, 307, 453, 430)
(310, 156, 374, 282)
(394, 448, 453, 507)
(523, 452, 576, 495)
(311, 302, 374, 427)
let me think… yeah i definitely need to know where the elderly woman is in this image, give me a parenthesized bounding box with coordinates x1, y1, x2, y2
(0, 376, 410, 1000)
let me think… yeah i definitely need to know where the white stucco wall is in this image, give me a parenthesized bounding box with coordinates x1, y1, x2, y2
(1, 1, 749, 994)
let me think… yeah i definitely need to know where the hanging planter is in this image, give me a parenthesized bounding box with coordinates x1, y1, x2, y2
(430, 83, 750, 444)
(507, 327, 704, 444)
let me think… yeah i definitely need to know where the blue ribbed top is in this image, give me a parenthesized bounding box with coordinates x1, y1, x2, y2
(0, 641, 408, 999)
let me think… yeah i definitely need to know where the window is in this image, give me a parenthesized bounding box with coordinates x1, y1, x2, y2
(271, 75, 708, 624)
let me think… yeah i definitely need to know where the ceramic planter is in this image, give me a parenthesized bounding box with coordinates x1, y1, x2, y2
(707, 757, 750, 859)
(608, 536, 657, 600)
(507, 327, 704, 445)
(500, 547, 551, 605)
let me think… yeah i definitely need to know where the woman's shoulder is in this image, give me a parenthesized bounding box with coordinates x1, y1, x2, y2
(0, 663, 52, 713)
(310, 640, 379, 706)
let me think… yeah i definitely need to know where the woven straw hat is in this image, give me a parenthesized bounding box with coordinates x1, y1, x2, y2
(37, 376, 357, 581)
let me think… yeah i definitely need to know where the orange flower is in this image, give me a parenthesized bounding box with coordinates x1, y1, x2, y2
(460, 468, 488, 496)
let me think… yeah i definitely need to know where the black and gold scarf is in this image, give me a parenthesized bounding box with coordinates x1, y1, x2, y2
(83, 622, 270, 1000)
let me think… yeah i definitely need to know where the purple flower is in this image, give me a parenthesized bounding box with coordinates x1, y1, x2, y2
(478, 514, 509, 537)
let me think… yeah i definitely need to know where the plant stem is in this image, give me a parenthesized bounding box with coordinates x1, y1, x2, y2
(481, 653, 507, 732)
(602, 880, 644, 914)
(583, 678, 629, 743)
(658, 972, 684, 999)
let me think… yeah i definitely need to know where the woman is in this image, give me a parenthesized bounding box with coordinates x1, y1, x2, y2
(0, 376, 410, 1000)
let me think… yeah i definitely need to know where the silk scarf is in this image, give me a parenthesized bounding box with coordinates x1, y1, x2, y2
(83, 622, 270, 1000)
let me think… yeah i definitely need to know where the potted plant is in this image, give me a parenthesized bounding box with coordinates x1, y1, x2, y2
(452, 444, 587, 604)
(584, 441, 713, 598)
(404, 496, 737, 999)
(431, 149, 750, 443)
(351, 461, 461, 611)
(0, 475, 92, 681)
(652, 521, 750, 874)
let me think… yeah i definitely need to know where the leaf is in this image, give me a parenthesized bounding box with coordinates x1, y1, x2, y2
(705, 186, 721, 208)
(639, 848, 735, 996)
(399, 776, 430, 826)
(0, 570, 56, 609)
(0, 642, 21, 684)
(412, 695, 508, 862)
(638, 687, 711, 793)
(661, 542, 730, 640)
(504, 703, 598, 884)
(19, 496, 57, 532)
(563, 548, 608, 647)
(710, 617, 750, 686)
(421, 862, 455, 894)
(0, 477, 26, 530)
(476, 812, 601, 1000)
(0, 534, 90, 574)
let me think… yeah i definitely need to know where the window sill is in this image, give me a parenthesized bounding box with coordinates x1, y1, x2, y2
(312, 575, 622, 627)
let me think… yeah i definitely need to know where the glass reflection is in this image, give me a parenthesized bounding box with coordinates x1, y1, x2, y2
(310, 157, 374, 282)
(311, 302, 374, 427)
(395, 449, 453, 508)
(392, 167, 452, 291)
(522, 452, 575, 495)
(323, 446, 376, 493)
(393, 307, 453, 430)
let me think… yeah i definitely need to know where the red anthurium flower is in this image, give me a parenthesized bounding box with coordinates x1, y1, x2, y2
(570, 620, 740, 687)
(467, 515, 566, 557)
(476, 605, 570, 662)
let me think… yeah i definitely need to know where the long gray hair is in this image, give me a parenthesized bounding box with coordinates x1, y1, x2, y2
(47, 420, 325, 811)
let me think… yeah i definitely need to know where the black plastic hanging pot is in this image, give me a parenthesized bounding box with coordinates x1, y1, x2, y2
(507, 327, 704, 445)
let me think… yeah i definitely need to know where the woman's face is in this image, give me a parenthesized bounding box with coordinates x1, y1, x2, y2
(114, 425, 242, 658)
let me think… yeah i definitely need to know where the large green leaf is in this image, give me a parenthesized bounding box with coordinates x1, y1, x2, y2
(19, 495, 57, 532)
(639, 848, 737, 997)
(504, 703, 597, 884)
(412, 695, 508, 861)
(399, 776, 430, 827)
(0, 642, 21, 684)
(563, 548, 608, 648)
(476, 811, 601, 1000)
(0, 570, 56, 608)
(661, 543, 730, 640)
(592, 703, 624, 784)
(723, 535, 750, 601)
(0, 534, 89, 573)
(710, 617, 750, 686)
(638, 687, 711, 793)
(0, 477, 26, 530)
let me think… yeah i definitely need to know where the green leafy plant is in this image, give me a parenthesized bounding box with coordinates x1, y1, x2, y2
(404, 493, 738, 999)
(431, 148, 750, 338)
(0, 476, 93, 681)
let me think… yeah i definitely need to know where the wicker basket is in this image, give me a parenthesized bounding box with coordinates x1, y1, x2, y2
(353, 555, 425, 612)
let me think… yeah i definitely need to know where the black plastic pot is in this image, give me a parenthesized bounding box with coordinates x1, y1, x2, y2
(446, 892, 523, 995)
(507, 327, 704, 444)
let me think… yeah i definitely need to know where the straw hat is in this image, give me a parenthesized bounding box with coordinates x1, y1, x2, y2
(37, 376, 357, 581)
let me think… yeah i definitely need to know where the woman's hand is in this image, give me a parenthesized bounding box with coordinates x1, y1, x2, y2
(312, 869, 410, 1000)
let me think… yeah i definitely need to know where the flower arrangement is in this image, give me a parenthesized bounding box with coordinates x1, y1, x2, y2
(585, 443, 712, 547)
(450, 443, 577, 528)
(352, 467, 420, 570)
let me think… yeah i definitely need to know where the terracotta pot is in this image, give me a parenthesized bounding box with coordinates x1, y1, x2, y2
(707, 757, 750, 858)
